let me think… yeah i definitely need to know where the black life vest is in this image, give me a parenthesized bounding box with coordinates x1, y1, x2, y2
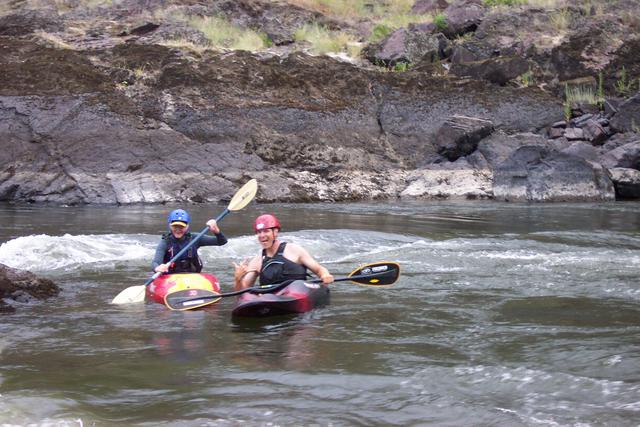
(162, 232, 203, 274)
(259, 242, 308, 286)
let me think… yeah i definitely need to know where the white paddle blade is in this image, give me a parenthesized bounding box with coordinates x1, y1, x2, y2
(228, 179, 257, 211)
(111, 285, 146, 304)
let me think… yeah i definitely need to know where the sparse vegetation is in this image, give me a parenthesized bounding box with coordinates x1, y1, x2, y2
(563, 99, 572, 122)
(290, 0, 433, 46)
(597, 72, 604, 108)
(133, 66, 148, 80)
(565, 84, 600, 105)
(550, 8, 571, 32)
(433, 13, 447, 31)
(159, 38, 208, 54)
(393, 62, 410, 72)
(370, 24, 393, 43)
(34, 30, 75, 49)
(294, 22, 359, 56)
(614, 66, 636, 97)
(516, 69, 534, 87)
(288, 0, 417, 21)
(483, 0, 528, 6)
(189, 15, 271, 51)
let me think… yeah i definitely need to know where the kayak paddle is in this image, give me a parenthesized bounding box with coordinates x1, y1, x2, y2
(111, 179, 258, 305)
(164, 261, 400, 311)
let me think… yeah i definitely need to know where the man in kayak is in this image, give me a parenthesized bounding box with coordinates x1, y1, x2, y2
(233, 213, 334, 290)
(152, 209, 228, 274)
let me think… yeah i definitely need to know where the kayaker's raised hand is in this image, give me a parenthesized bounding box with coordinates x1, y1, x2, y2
(155, 263, 170, 273)
(206, 219, 220, 234)
(233, 258, 260, 290)
(233, 260, 248, 281)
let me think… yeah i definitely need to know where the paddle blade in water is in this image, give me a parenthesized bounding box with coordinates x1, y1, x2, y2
(111, 285, 146, 304)
(348, 262, 400, 286)
(164, 288, 221, 311)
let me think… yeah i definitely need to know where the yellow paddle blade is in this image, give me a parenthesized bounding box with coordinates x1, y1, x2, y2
(228, 179, 257, 212)
(348, 262, 400, 286)
(164, 288, 222, 311)
(111, 285, 146, 304)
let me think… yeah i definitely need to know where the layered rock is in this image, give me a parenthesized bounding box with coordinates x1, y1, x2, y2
(0, 0, 639, 203)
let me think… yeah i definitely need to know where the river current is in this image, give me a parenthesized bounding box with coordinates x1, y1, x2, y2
(0, 201, 639, 426)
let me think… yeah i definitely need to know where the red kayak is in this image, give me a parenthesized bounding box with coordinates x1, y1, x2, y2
(146, 273, 221, 305)
(231, 280, 330, 318)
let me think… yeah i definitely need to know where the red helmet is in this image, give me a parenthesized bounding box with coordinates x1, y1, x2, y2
(254, 214, 281, 232)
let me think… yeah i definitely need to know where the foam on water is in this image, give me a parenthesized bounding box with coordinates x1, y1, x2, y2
(0, 233, 155, 272)
(1, 228, 638, 301)
(0, 394, 85, 427)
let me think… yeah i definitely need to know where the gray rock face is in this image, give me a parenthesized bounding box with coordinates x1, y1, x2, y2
(493, 146, 615, 202)
(1, 1, 638, 203)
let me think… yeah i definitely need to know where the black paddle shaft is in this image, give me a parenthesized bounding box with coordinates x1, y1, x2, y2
(165, 265, 400, 309)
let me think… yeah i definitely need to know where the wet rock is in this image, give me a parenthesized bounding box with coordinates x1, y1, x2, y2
(0, 263, 60, 314)
(493, 146, 615, 202)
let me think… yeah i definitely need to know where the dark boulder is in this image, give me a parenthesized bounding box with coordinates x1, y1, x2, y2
(609, 168, 640, 199)
(435, 115, 494, 161)
(599, 141, 640, 170)
(610, 92, 640, 133)
(0, 263, 60, 313)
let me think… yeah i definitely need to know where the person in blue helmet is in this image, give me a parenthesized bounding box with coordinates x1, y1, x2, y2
(151, 209, 228, 274)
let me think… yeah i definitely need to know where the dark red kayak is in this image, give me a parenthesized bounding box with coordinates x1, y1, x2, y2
(231, 280, 330, 318)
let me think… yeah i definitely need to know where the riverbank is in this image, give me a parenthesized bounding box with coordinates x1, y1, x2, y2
(0, 0, 639, 204)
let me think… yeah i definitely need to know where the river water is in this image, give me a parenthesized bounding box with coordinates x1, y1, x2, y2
(0, 201, 639, 426)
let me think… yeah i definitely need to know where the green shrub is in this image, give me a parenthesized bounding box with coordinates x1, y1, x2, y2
(433, 13, 447, 31)
(370, 24, 393, 43)
(393, 62, 410, 72)
(615, 66, 635, 96)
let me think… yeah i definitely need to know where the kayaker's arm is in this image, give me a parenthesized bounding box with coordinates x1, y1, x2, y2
(152, 239, 168, 272)
(292, 244, 334, 284)
(198, 232, 228, 246)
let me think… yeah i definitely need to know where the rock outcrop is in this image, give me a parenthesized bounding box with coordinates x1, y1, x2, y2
(0, 0, 638, 203)
(0, 263, 60, 313)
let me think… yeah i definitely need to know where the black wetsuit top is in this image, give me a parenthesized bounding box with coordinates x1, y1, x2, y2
(152, 232, 228, 274)
(259, 242, 308, 286)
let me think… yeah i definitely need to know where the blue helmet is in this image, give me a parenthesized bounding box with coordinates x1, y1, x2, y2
(168, 209, 190, 227)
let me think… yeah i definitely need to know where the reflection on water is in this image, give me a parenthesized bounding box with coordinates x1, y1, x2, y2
(0, 201, 639, 426)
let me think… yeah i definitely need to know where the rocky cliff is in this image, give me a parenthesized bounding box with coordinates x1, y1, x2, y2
(1, 0, 639, 204)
